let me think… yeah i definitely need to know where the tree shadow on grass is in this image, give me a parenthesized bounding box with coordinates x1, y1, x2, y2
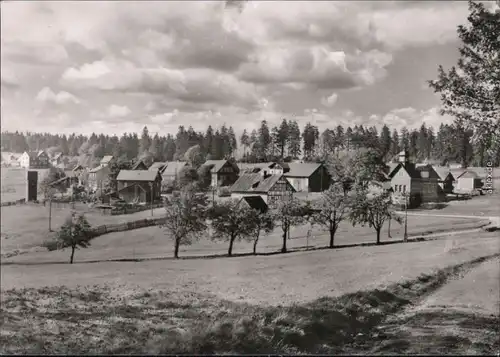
(367, 310, 500, 355)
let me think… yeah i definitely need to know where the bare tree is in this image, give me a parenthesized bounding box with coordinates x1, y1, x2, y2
(161, 183, 208, 259)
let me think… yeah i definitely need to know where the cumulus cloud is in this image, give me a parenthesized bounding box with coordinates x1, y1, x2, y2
(0, 1, 467, 135)
(321, 92, 338, 107)
(35, 87, 80, 105)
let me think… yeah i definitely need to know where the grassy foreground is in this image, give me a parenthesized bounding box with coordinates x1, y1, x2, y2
(1, 254, 498, 355)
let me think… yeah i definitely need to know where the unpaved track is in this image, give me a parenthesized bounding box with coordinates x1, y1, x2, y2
(359, 256, 500, 355)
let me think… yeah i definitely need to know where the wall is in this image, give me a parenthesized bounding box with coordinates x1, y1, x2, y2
(287, 177, 308, 192)
(308, 166, 330, 192)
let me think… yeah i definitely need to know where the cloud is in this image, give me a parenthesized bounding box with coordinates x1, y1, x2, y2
(0, 1, 467, 135)
(321, 92, 338, 107)
(35, 87, 80, 105)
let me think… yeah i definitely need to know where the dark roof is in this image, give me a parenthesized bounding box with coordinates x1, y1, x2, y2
(416, 165, 440, 179)
(131, 160, 148, 170)
(202, 159, 239, 174)
(116, 170, 159, 182)
(284, 163, 322, 177)
(162, 161, 188, 176)
(432, 167, 454, 180)
(238, 162, 274, 172)
(389, 163, 421, 179)
(239, 196, 268, 213)
(231, 173, 262, 192)
(231, 173, 291, 193)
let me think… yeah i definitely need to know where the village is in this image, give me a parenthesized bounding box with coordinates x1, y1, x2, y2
(1, 0, 499, 355)
(2, 145, 491, 212)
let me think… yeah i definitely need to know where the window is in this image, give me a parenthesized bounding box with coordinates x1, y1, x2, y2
(403, 185, 406, 193)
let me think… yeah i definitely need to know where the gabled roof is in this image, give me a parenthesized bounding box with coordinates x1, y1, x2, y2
(131, 160, 148, 170)
(100, 155, 113, 164)
(149, 162, 167, 173)
(231, 173, 292, 194)
(389, 163, 421, 179)
(116, 170, 159, 182)
(89, 165, 109, 173)
(457, 170, 479, 179)
(72, 164, 84, 172)
(386, 162, 399, 176)
(238, 162, 274, 172)
(202, 159, 239, 174)
(416, 165, 440, 179)
(284, 162, 322, 178)
(239, 196, 268, 213)
(162, 161, 188, 176)
(433, 167, 454, 181)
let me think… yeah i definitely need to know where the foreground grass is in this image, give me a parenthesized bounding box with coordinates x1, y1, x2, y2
(1, 254, 498, 355)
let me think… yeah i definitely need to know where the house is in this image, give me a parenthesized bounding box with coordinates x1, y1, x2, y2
(100, 155, 114, 166)
(51, 152, 64, 167)
(49, 172, 80, 192)
(238, 162, 275, 173)
(230, 171, 295, 208)
(388, 150, 444, 207)
(433, 167, 455, 194)
(455, 170, 482, 192)
(130, 160, 148, 170)
(161, 161, 189, 183)
(88, 164, 110, 192)
(19, 151, 50, 169)
(237, 195, 268, 213)
(284, 162, 330, 192)
(116, 170, 162, 203)
(149, 162, 167, 174)
(201, 159, 240, 187)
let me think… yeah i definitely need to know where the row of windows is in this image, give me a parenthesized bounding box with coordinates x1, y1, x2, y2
(394, 184, 407, 193)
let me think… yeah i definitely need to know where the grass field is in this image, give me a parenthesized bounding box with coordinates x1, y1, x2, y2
(1, 207, 489, 262)
(1, 232, 499, 354)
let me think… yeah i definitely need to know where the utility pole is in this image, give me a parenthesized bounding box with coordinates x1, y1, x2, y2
(150, 182, 154, 217)
(404, 193, 408, 242)
(48, 196, 53, 232)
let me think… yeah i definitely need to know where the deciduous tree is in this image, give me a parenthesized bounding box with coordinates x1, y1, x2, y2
(161, 184, 208, 258)
(55, 213, 93, 264)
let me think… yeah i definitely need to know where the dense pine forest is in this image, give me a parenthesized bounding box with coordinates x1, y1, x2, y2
(1, 120, 499, 167)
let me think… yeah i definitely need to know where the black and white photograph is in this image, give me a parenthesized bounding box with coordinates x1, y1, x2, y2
(1, 0, 499, 354)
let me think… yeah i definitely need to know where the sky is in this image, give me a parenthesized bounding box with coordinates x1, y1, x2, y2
(1, 1, 498, 137)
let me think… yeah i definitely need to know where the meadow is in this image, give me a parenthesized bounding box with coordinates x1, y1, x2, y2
(1, 232, 499, 354)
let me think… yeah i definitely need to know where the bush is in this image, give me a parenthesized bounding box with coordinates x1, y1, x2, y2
(218, 187, 231, 197)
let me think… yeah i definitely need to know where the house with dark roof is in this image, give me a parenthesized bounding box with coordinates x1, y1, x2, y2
(161, 161, 188, 183)
(130, 160, 148, 170)
(201, 159, 240, 187)
(432, 167, 455, 194)
(284, 162, 330, 192)
(116, 170, 162, 203)
(230, 172, 295, 208)
(237, 195, 268, 213)
(19, 151, 50, 169)
(455, 170, 482, 192)
(149, 162, 167, 174)
(389, 151, 444, 207)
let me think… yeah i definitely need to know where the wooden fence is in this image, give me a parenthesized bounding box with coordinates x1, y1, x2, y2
(1, 198, 26, 207)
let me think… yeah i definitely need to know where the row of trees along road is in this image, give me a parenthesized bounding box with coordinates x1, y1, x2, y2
(49, 147, 403, 263)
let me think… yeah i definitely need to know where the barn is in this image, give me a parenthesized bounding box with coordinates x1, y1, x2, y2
(116, 170, 162, 204)
(284, 162, 330, 192)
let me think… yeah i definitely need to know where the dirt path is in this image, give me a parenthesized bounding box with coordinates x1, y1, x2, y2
(364, 257, 500, 355)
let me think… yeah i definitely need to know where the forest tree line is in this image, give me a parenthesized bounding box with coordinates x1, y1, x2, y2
(1, 119, 499, 168)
